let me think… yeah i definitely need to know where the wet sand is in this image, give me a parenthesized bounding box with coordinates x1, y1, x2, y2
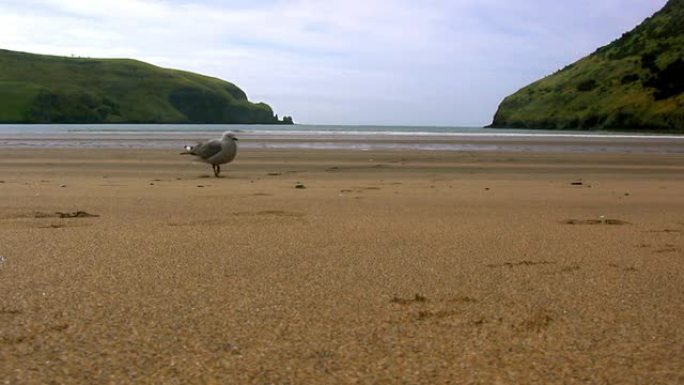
(1, 148, 683, 384)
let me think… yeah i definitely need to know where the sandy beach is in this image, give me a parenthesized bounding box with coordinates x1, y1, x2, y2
(1, 148, 683, 384)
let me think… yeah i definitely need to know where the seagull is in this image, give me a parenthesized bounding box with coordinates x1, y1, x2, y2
(181, 132, 239, 177)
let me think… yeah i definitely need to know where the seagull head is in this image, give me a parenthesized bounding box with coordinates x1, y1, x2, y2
(222, 132, 239, 141)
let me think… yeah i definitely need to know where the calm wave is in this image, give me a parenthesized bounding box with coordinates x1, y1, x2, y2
(1, 124, 683, 153)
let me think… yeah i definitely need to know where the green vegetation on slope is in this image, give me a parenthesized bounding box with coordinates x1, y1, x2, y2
(0, 49, 293, 124)
(490, 0, 684, 132)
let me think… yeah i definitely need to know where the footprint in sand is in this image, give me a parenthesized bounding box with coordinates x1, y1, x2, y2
(389, 295, 448, 322)
(561, 218, 629, 225)
(390, 294, 427, 305)
(517, 310, 554, 333)
(391, 295, 480, 323)
(639, 242, 681, 253)
(609, 263, 638, 272)
(38, 224, 66, 229)
(487, 260, 555, 268)
(447, 296, 478, 304)
(0, 308, 21, 316)
(558, 264, 581, 273)
(254, 210, 305, 217)
(417, 310, 458, 321)
(169, 210, 305, 227)
(344, 186, 381, 193)
(655, 244, 680, 254)
(1, 323, 69, 346)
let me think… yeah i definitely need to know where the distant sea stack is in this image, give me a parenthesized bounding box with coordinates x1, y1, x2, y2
(490, 0, 684, 133)
(0, 49, 293, 124)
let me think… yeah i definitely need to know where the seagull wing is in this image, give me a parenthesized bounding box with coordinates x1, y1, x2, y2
(190, 140, 223, 160)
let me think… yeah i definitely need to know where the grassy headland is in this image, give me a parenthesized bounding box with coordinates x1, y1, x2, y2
(490, 0, 684, 132)
(0, 49, 293, 124)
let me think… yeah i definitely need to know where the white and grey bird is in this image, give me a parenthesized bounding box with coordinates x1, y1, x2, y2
(181, 132, 239, 177)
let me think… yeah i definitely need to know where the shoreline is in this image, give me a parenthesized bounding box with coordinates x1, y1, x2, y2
(3, 147, 684, 176)
(2, 133, 684, 153)
(2, 124, 684, 155)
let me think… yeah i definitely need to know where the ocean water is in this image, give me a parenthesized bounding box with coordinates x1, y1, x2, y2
(1, 124, 683, 153)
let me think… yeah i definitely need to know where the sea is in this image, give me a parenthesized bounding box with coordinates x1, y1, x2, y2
(1, 124, 684, 154)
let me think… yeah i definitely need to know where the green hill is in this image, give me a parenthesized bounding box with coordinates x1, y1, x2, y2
(490, 0, 684, 133)
(0, 49, 293, 124)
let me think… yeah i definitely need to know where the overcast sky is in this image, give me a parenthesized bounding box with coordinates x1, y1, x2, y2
(0, 0, 669, 126)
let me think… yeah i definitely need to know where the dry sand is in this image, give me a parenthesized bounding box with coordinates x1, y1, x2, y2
(1, 148, 683, 384)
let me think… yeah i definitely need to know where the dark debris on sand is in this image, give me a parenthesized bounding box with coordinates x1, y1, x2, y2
(33, 211, 100, 219)
(56, 211, 99, 218)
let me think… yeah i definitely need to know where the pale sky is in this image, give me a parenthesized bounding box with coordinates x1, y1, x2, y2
(0, 0, 669, 126)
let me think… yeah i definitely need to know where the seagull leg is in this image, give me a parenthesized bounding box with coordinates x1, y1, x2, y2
(215, 164, 221, 177)
(212, 164, 218, 177)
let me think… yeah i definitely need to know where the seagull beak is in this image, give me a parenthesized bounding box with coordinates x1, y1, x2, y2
(233, 138, 239, 141)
